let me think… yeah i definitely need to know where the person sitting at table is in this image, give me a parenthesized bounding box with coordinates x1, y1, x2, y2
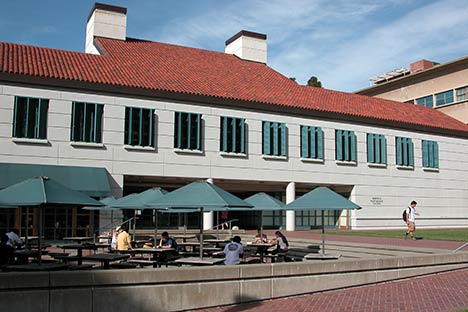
(158, 232, 179, 263)
(270, 231, 289, 255)
(6, 229, 24, 250)
(116, 225, 132, 252)
(110, 226, 120, 251)
(253, 228, 268, 243)
(223, 236, 244, 265)
(0, 232, 14, 265)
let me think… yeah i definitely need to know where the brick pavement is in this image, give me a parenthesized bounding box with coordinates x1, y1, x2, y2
(197, 268, 468, 312)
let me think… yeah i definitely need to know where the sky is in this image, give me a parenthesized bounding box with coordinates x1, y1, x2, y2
(0, 0, 467, 92)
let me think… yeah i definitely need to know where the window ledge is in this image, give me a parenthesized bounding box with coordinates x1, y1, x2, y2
(396, 165, 414, 170)
(220, 152, 247, 158)
(70, 142, 105, 149)
(174, 148, 203, 155)
(300, 158, 324, 163)
(367, 163, 387, 168)
(262, 155, 288, 161)
(336, 160, 357, 166)
(12, 138, 49, 145)
(423, 167, 439, 172)
(124, 145, 155, 151)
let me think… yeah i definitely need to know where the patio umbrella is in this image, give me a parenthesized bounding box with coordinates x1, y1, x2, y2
(286, 187, 361, 255)
(109, 188, 168, 240)
(244, 192, 286, 241)
(146, 181, 253, 259)
(0, 176, 103, 263)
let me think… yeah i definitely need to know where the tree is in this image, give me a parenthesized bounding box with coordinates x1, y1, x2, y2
(307, 76, 322, 88)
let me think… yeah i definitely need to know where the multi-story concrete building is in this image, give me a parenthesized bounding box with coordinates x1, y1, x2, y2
(356, 57, 468, 124)
(1, 3, 468, 237)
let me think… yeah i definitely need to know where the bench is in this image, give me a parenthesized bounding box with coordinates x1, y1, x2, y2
(109, 262, 138, 269)
(53, 255, 81, 263)
(128, 259, 160, 268)
(68, 264, 94, 270)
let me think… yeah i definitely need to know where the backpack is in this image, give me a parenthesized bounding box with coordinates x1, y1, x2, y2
(402, 207, 411, 222)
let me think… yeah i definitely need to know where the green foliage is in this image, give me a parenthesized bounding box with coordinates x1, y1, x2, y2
(307, 76, 322, 88)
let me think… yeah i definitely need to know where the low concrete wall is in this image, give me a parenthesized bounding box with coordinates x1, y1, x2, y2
(1, 253, 468, 312)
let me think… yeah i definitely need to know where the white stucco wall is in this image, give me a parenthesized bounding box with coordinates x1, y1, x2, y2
(0, 84, 467, 230)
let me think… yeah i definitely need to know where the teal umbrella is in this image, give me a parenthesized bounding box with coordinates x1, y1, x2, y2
(110, 188, 168, 240)
(245, 192, 286, 242)
(146, 181, 253, 258)
(286, 187, 361, 255)
(0, 176, 103, 262)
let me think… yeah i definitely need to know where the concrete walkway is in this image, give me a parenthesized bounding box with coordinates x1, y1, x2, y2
(198, 268, 468, 312)
(197, 230, 468, 312)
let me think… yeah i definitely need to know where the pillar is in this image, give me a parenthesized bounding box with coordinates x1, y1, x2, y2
(203, 178, 214, 230)
(286, 182, 296, 231)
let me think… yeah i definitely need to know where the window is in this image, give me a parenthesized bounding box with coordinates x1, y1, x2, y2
(174, 112, 202, 151)
(435, 90, 454, 106)
(220, 116, 245, 154)
(12, 96, 48, 139)
(335, 129, 356, 162)
(124, 107, 154, 147)
(367, 133, 386, 164)
(422, 140, 439, 169)
(456, 86, 467, 102)
(71, 102, 104, 143)
(416, 95, 433, 108)
(395, 137, 414, 167)
(300, 126, 323, 159)
(262, 121, 286, 156)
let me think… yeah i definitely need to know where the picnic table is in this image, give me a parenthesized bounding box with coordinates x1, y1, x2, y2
(122, 248, 177, 267)
(174, 257, 225, 266)
(173, 234, 196, 242)
(63, 237, 94, 244)
(58, 244, 97, 265)
(247, 243, 275, 263)
(81, 253, 130, 269)
(3, 263, 69, 272)
(204, 239, 230, 248)
(13, 249, 48, 264)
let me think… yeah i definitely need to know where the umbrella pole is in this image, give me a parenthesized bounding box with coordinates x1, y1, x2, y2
(133, 210, 137, 241)
(38, 205, 43, 264)
(321, 210, 325, 255)
(216, 211, 219, 239)
(153, 209, 157, 242)
(25, 207, 29, 247)
(260, 211, 264, 242)
(199, 208, 204, 260)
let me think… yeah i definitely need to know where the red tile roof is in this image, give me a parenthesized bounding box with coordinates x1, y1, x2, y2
(1, 37, 467, 135)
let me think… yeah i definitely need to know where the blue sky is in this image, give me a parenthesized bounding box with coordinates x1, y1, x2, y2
(0, 0, 467, 92)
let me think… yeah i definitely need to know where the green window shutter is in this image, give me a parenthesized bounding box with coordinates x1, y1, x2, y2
(310, 127, 317, 159)
(263, 121, 270, 155)
(367, 134, 374, 163)
(126, 107, 132, 145)
(231, 118, 236, 153)
(187, 113, 192, 149)
(317, 127, 323, 159)
(433, 142, 439, 168)
(272, 122, 279, 156)
(336, 130, 342, 160)
(396, 137, 402, 165)
(381, 136, 387, 164)
(221, 117, 228, 152)
(301, 126, 309, 158)
(38, 99, 48, 139)
(148, 109, 154, 147)
(280, 123, 287, 156)
(95, 104, 103, 143)
(422, 140, 429, 167)
(71, 102, 76, 141)
(408, 139, 414, 167)
(350, 131, 356, 161)
(138, 108, 143, 146)
(12, 97, 18, 137)
(240, 118, 245, 154)
(196, 113, 201, 150)
(175, 112, 181, 148)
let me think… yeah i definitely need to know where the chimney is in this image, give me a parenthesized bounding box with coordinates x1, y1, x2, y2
(225, 30, 267, 63)
(85, 3, 127, 54)
(410, 59, 438, 74)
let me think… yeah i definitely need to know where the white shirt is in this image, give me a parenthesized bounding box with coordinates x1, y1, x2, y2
(6, 232, 23, 248)
(223, 242, 244, 265)
(407, 206, 416, 222)
(277, 237, 288, 250)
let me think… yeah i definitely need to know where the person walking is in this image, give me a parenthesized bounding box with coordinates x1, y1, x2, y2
(405, 201, 419, 240)
(116, 225, 132, 251)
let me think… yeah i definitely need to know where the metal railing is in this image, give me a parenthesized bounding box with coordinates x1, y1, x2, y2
(453, 242, 468, 253)
(209, 219, 239, 239)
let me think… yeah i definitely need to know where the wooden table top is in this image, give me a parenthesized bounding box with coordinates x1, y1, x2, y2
(174, 257, 225, 265)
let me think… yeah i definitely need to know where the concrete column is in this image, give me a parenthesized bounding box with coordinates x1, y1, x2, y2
(285, 182, 296, 231)
(203, 178, 214, 230)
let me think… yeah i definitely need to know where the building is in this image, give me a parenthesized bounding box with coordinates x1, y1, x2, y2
(1, 3, 468, 238)
(356, 57, 468, 124)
